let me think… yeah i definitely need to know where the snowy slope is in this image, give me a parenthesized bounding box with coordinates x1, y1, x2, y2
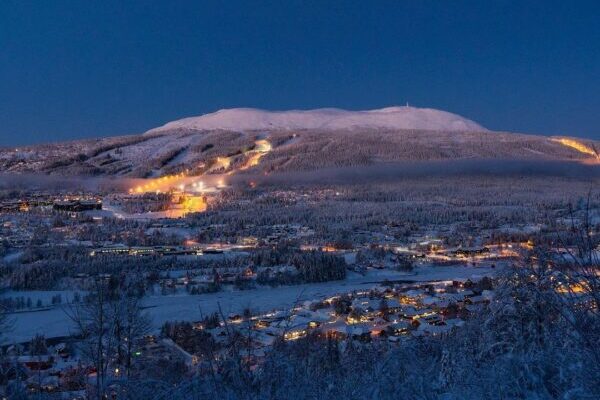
(3, 105, 600, 177)
(147, 106, 487, 133)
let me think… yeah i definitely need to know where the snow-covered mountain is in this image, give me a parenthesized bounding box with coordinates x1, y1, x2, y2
(2, 106, 599, 178)
(147, 106, 487, 133)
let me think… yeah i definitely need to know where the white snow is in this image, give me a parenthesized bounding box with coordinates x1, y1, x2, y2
(1, 264, 498, 344)
(147, 106, 487, 134)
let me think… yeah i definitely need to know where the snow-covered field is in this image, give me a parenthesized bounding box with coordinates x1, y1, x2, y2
(1, 290, 81, 305)
(2, 264, 498, 344)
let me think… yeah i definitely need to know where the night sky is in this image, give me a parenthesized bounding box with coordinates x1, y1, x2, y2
(1, 0, 599, 145)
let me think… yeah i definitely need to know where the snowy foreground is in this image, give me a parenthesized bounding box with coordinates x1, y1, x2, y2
(3, 264, 497, 344)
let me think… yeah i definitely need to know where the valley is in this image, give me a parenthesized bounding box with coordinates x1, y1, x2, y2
(1, 107, 599, 399)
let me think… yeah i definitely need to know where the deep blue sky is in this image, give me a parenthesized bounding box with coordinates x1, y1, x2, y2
(1, 1, 599, 145)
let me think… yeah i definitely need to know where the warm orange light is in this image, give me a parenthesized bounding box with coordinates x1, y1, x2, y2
(240, 153, 263, 170)
(124, 138, 272, 218)
(239, 139, 272, 171)
(215, 157, 231, 170)
(556, 282, 588, 294)
(179, 194, 207, 215)
(552, 138, 599, 159)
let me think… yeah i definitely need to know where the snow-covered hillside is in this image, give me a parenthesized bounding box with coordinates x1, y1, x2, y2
(2, 105, 599, 177)
(147, 106, 487, 133)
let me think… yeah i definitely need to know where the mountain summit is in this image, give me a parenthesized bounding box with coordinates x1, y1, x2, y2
(147, 106, 487, 133)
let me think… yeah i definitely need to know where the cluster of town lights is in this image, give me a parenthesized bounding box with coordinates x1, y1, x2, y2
(128, 172, 189, 194)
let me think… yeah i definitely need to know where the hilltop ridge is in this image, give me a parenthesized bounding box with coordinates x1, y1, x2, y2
(146, 106, 487, 133)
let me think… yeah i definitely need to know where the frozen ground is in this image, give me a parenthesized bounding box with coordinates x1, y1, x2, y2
(1, 264, 499, 344)
(1, 290, 81, 305)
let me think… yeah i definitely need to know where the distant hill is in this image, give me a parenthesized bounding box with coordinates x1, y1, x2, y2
(0, 107, 598, 178)
(147, 106, 487, 133)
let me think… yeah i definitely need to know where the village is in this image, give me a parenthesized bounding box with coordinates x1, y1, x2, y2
(1, 274, 496, 397)
(0, 177, 598, 398)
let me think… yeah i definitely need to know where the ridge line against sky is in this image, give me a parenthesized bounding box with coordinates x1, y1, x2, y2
(0, 0, 599, 145)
